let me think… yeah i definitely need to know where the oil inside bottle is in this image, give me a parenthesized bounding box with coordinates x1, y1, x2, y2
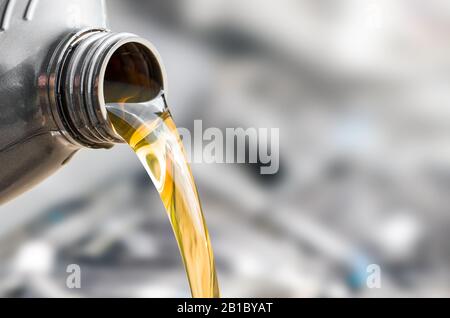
(103, 43, 219, 298)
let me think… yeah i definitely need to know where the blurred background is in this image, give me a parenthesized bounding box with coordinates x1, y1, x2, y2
(2, 0, 450, 297)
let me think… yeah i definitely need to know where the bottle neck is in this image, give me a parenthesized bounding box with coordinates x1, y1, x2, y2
(48, 29, 166, 149)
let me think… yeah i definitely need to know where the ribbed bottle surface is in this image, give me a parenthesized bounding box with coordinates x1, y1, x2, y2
(55, 30, 137, 148)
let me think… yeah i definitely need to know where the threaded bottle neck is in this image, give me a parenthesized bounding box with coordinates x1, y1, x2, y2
(49, 29, 166, 149)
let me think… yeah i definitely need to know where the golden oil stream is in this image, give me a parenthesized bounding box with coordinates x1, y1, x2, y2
(106, 94, 220, 298)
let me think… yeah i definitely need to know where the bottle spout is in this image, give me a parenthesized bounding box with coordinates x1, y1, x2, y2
(48, 29, 167, 149)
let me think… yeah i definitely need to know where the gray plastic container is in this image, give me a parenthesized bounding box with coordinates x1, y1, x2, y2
(0, 0, 166, 204)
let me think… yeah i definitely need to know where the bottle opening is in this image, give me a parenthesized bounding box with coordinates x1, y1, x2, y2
(103, 41, 164, 105)
(51, 30, 167, 148)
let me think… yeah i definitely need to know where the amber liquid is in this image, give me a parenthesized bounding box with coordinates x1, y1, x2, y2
(106, 94, 220, 298)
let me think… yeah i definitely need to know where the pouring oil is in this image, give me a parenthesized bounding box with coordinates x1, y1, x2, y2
(106, 98, 220, 298)
(103, 43, 219, 297)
